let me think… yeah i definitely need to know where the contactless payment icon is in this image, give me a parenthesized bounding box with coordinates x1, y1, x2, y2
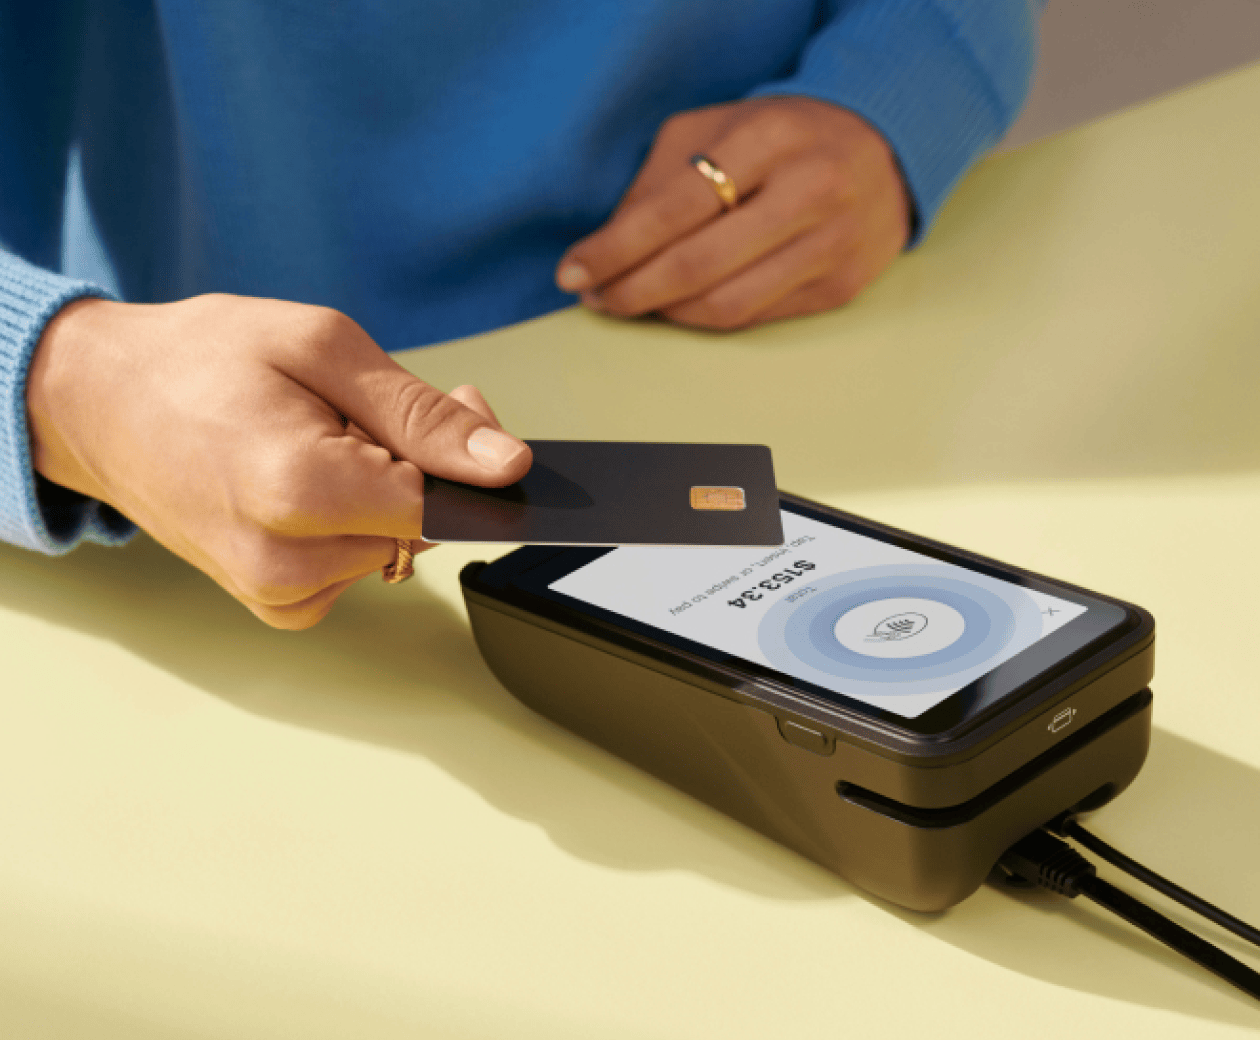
(756, 564, 1047, 706)
(832, 597, 967, 659)
(870, 612, 928, 641)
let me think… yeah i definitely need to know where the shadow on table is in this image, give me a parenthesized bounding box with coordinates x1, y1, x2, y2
(2, 535, 1257, 1025)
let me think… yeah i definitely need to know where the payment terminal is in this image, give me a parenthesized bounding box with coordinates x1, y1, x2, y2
(459, 492, 1155, 912)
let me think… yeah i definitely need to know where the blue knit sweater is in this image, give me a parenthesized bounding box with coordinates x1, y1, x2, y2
(0, 0, 1042, 555)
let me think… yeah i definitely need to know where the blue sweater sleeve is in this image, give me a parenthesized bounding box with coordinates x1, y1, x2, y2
(748, 0, 1045, 243)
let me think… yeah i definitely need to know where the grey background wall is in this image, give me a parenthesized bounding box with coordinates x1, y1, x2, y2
(1000, 0, 1260, 150)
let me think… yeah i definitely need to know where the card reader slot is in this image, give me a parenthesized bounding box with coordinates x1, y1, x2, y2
(835, 689, 1152, 829)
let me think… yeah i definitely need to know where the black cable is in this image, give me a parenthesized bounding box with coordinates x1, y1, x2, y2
(1056, 817, 1260, 951)
(999, 829, 1260, 1002)
(1078, 876, 1260, 1000)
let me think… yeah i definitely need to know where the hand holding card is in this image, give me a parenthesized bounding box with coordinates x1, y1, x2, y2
(423, 441, 783, 547)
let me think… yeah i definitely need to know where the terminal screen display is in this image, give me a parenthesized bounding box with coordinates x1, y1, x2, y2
(549, 508, 1091, 719)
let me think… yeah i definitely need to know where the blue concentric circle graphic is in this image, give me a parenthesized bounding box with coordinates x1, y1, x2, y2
(756, 564, 1044, 700)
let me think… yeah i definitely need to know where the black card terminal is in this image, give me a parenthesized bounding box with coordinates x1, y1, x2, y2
(459, 492, 1156, 911)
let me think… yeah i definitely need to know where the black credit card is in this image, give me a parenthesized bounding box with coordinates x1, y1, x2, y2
(422, 441, 783, 546)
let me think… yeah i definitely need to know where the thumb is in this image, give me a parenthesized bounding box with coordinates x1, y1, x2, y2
(282, 316, 532, 486)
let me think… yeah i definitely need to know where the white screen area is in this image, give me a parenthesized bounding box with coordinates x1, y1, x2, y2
(550, 510, 1086, 718)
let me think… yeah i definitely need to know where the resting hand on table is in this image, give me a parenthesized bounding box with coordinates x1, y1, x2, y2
(26, 295, 531, 629)
(556, 97, 911, 330)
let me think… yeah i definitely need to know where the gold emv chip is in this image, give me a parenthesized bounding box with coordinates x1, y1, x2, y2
(690, 486, 746, 511)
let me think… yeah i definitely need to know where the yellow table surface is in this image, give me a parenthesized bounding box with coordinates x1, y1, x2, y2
(3, 63, 1259, 1038)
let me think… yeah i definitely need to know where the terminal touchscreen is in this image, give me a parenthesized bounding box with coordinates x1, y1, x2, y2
(499, 496, 1137, 738)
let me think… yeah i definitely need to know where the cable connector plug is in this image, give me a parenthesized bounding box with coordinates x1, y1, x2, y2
(998, 826, 1260, 1001)
(999, 828, 1096, 897)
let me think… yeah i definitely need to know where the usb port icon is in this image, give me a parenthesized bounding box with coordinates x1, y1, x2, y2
(1048, 707, 1077, 733)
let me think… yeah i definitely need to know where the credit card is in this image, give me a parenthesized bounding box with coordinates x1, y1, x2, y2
(422, 441, 783, 546)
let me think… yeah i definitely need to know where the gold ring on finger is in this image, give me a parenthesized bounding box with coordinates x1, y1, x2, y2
(690, 153, 739, 211)
(382, 539, 415, 584)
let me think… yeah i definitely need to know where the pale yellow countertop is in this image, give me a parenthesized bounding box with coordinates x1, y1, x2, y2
(2, 64, 1259, 1039)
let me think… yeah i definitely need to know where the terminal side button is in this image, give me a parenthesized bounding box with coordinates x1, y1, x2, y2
(777, 718, 835, 756)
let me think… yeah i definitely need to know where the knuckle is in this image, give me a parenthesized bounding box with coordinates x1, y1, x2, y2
(635, 193, 692, 243)
(229, 530, 307, 605)
(674, 292, 752, 332)
(795, 156, 851, 208)
(296, 305, 364, 354)
(796, 285, 832, 315)
(657, 108, 701, 138)
(823, 269, 866, 308)
(748, 106, 812, 154)
(704, 293, 755, 331)
(312, 305, 360, 339)
(663, 248, 710, 290)
(811, 216, 862, 274)
(599, 282, 646, 316)
(274, 305, 366, 369)
(235, 450, 319, 534)
(654, 114, 686, 143)
(835, 273, 868, 306)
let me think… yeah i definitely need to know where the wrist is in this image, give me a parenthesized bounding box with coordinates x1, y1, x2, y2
(26, 296, 121, 502)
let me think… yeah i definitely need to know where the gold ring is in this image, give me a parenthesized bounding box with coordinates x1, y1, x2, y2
(690, 153, 739, 210)
(382, 539, 415, 584)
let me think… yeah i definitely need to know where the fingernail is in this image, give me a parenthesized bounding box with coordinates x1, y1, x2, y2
(467, 426, 528, 469)
(557, 261, 591, 293)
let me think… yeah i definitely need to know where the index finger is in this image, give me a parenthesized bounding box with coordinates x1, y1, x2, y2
(275, 311, 532, 489)
(557, 141, 773, 295)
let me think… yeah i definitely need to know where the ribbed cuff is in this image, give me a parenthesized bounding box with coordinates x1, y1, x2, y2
(747, 0, 1037, 245)
(0, 251, 135, 554)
